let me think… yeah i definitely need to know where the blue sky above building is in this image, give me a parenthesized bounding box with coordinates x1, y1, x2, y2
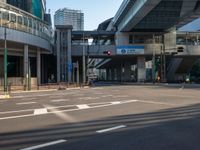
(179, 18, 200, 31)
(46, 0, 123, 30)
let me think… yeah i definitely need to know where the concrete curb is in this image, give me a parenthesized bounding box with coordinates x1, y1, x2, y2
(1, 86, 90, 96)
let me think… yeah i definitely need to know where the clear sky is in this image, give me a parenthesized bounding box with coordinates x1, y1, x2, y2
(46, 0, 124, 30)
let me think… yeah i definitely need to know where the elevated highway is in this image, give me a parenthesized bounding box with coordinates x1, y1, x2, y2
(112, 0, 200, 32)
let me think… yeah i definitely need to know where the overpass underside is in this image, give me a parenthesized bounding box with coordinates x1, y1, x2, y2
(96, 55, 200, 83)
(115, 0, 200, 32)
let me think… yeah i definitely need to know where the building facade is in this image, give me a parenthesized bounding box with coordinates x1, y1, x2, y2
(54, 8, 84, 31)
(0, 0, 53, 90)
(6, 0, 46, 19)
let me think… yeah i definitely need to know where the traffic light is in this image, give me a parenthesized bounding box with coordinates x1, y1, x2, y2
(103, 50, 111, 55)
(177, 46, 184, 52)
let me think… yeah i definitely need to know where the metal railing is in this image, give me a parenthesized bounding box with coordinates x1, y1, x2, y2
(0, 2, 53, 42)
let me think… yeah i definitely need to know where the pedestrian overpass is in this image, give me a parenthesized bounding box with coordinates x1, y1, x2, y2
(58, 0, 200, 83)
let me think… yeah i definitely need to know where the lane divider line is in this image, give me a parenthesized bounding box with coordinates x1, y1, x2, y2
(96, 125, 127, 133)
(111, 101, 121, 105)
(51, 99, 69, 102)
(17, 102, 36, 105)
(21, 139, 67, 150)
(138, 100, 177, 106)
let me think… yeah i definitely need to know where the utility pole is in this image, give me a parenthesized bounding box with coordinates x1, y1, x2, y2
(152, 35, 156, 83)
(77, 61, 79, 86)
(82, 33, 86, 84)
(4, 26, 8, 94)
(87, 45, 90, 84)
(163, 35, 166, 82)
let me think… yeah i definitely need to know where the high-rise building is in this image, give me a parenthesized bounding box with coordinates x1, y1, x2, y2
(54, 8, 84, 31)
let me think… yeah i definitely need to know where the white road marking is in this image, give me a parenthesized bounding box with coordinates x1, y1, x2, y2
(0, 109, 33, 114)
(0, 100, 139, 120)
(111, 101, 121, 105)
(77, 104, 90, 109)
(120, 100, 139, 103)
(0, 114, 35, 120)
(17, 102, 36, 105)
(34, 108, 48, 115)
(96, 125, 126, 133)
(101, 95, 113, 98)
(21, 98, 36, 101)
(113, 95, 129, 98)
(138, 100, 176, 106)
(79, 97, 99, 100)
(51, 99, 69, 102)
(21, 139, 67, 150)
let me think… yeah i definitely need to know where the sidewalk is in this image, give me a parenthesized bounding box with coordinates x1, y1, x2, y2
(0, 83, 90, 99)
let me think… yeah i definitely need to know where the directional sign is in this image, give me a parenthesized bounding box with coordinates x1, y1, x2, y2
(117, 46, 145, 55)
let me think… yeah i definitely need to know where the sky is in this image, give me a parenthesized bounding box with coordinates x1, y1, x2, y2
(46, 0, 124, 30)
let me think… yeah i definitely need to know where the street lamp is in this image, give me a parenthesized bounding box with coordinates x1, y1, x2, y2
(3, 21, 14, 95)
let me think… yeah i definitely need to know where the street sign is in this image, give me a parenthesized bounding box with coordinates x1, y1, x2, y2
(117, 46, 144, 55)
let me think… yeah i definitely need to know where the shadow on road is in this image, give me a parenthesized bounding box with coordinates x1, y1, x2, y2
(1, 103, 200, 150)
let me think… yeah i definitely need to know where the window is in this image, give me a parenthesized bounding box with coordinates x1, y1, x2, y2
(23, 17, 28, 26)
(28, 18, 32, 28)
(2, 12, 9, 20)
(10, 14, 16, 22)
(129, 35, 133, 44)
(18, 16, 22, 24)
(33, 21, 37, 30)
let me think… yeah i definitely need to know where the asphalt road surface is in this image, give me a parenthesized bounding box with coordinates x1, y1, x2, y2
(0, 84, 200, 150)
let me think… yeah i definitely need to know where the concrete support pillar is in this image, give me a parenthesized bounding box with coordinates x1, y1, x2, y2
(37, 48, 41, 86)
(137, 57, 146, 82)
(116, 67, 121, 82)
(56, 30, 61, 83)
(106, 68, 109, 80)
(111, 68, 115, 81)
(124, 62, 131, 82)
(67, 29, 72, 83)
(24, 45, 29, 90)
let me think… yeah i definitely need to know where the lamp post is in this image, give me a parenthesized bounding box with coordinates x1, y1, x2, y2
(3, 21, 14, 95)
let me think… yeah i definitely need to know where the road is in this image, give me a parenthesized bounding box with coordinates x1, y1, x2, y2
(0, 84, 200, 150)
